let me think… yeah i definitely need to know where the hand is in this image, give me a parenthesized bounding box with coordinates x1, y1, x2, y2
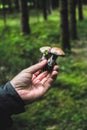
(10, 60, 59, 104)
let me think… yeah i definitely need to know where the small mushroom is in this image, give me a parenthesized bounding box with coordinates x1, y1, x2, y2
(48, 47, 65, 70)
(40, 46, 51, 61)
(51, 47, 65, 56)
(40, 46, 65, 72)
(40, 46, 51, 54)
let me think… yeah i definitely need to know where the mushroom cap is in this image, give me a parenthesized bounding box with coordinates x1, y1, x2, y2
(51, 47, 65, 56)
(40, 46, 51, 53)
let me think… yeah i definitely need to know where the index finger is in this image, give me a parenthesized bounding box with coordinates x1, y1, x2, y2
(26, 60, 47, 74)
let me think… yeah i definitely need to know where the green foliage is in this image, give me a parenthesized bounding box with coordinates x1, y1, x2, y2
(0, 7, 87, 130)
(0, 28, 39, 83)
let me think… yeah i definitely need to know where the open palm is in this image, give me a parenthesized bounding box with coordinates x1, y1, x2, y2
(10, 60, 58, 104)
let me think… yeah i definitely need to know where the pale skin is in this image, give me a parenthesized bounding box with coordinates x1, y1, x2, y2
(10, 60, 59, 104)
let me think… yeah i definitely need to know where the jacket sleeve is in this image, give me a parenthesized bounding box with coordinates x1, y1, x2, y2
(0, 82, 25, 129)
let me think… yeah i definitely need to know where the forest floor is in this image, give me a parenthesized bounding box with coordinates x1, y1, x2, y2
(72, 37, 87, 63)
(0, 7, 87, 130)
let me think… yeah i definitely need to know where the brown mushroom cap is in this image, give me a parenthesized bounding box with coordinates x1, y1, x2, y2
(50, 47, 65, 56)
(40, 46, 51, 53)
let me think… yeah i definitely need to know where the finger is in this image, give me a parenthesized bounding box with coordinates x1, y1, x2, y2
(53, 65, 59, 71)
(32, 71, 41, 80)
(26, 60, 47, 74)
(44, 77, 54, 90)
(33, 79, 41, 84)
(34, 70, 41, 76)
(51, 70, 58, 77)
(43, 71, 58, 87)
(40, 74, 50, 85)
(51, 65, 59, 79)
(34, 74, 50, 87)
(51, 71, 58, 80)
(33, 71, 48, 83)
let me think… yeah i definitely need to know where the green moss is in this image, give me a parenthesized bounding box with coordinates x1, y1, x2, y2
(0, 6, 87, 130)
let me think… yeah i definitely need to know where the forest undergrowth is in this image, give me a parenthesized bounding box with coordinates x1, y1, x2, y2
(0, 8, 87, 130)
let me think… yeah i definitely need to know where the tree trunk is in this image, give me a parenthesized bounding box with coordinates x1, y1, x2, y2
(42, 0, 48, 21)
(83, 0, 87, 4)
(69, 0, 77, 39)
(59, 0, 71, 52)
(47, 0, 52, 14)
(8, 0, 13, 13)
(78, 0, 83, 21)
(52, 0, 59, 9)
(19, 0, 31, 34)
(15, 0, 19, 12)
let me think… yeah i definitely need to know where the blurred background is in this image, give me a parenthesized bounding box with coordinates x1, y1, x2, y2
(0, 0, 87, 130)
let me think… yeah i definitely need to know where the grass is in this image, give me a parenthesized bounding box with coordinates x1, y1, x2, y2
(0, 6, 87, 130)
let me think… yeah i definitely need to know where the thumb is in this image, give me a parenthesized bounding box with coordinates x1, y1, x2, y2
(26, 60, 47, 74)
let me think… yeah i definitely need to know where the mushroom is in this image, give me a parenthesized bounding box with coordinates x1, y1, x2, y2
(40, 46, 51, 61)
(40, 46, 65, 71)
(40, 46, 51, 54)
(48, 47, 65, 70)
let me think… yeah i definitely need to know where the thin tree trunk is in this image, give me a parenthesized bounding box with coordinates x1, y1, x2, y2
(42, 0, 47, 21)
(52, 0, 59, 9)
(47, 0, 52, 14)
(69, 0, 77, 39)
(19, 0, 31, 34)
(8, 0, 13, 13)
(15, 0, 19, 12)
(78, 0, 83, 21)
(59, 0, 71, 52)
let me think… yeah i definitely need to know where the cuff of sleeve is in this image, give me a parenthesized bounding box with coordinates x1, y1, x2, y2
(2, 82, 25, 115)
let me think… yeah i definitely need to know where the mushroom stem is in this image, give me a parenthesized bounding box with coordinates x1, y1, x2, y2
(47, 54, 58, 71)
(43, 54, 58, 72)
